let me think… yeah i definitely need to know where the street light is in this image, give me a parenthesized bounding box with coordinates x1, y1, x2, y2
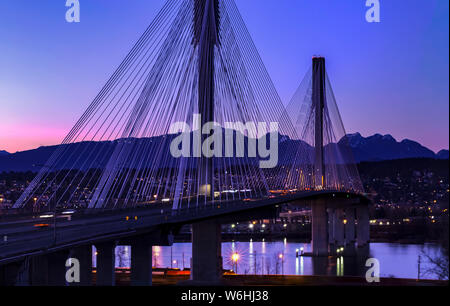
(232, 252, 240, 274)
(279, 253, 284, 275)
(232, 253, 240, 262)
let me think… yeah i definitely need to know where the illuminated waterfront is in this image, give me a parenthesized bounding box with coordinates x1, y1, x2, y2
(92, 241, 442, 280)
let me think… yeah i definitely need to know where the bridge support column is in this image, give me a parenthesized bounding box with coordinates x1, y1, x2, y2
(95, 242, 116, 286)
(344, 207, 356, 255)
(334, 208, 345, 250)
(191, 220, 222, 284)
(30, 255, 49, 285)
(28, 251, 69, 286)
(48, 250, 70, 286)
(70, 245, 92, 286)
(131, 240, 153, 286)
(311, 257, 328, 276)
(356, 204, 370, 247)
(0, 262, 22, 286)
(311, 199, 328, 256)
(327, 208, 336, 254)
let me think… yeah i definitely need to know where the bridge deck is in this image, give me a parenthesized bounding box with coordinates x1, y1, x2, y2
(0, 190, 367, 264)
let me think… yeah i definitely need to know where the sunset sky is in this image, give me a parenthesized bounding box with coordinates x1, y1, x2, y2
(0, 0, 448, 153)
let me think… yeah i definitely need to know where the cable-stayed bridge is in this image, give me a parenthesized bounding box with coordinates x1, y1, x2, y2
(0, 0, 369, 286)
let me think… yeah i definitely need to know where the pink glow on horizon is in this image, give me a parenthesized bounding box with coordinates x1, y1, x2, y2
(0, 122, 67, 153)
(0, 122, 447, 155)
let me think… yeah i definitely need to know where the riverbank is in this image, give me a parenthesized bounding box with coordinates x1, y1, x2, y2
(173, 234, 440, 245)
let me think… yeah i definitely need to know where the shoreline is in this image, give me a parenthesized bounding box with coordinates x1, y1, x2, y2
(172, 234, 440, 245)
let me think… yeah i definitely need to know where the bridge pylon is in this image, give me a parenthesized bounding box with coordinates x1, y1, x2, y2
(190, 0, 223, 284)
(312, 56, 326, 190)
(308, 56, 370, 256)
(196, 0, 219, 200)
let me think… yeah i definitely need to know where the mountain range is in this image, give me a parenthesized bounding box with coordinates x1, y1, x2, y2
(0, 133, 448, 173)
(346, 133, 449, 162)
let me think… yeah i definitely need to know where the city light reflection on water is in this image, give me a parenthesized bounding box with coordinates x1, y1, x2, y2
(91, 241, 442, 280)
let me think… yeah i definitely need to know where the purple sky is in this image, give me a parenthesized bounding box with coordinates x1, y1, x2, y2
(0, 0, 448, 153)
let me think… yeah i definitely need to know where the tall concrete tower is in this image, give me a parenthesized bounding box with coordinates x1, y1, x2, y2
(312, 57, 326, 189)
(194, 0, 220, 198)
(191, 0, 223, 284)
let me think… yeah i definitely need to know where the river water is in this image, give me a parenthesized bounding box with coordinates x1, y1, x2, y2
(92, 241, 443, 280)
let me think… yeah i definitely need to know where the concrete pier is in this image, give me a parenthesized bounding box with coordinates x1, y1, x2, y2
(334, 208, 345, 249)
(344, 207, 357, 255)
(327, 208, 336, 254)
(191, 220, 222, 283)
(345, 207, 356, 245)
(356, 205, 370, 247)
(26, 251, 70, 286)
(70, 245, 92, 286)
(311, 200, 328, 256)
(131, 240, 153, 286)
(95, 242, 116, 286)
(30, 255, 48, 285)
(47, 251, 70, 286)
(0, 262, 22, 286)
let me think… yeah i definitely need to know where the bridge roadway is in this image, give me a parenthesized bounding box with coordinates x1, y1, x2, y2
(0, 190, 367, 265)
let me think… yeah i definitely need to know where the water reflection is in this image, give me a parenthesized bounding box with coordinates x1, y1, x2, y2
(92, 241, 441, 280)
